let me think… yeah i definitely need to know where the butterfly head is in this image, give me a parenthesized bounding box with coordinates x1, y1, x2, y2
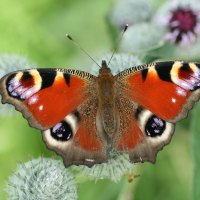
(99, 60, 112, 76)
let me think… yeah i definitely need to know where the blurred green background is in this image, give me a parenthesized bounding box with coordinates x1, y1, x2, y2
(0, 0, 195, 199)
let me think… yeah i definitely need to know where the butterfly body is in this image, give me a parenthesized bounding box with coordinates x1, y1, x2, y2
(1, 61, 200, 167)
(97, 60, 117, 137)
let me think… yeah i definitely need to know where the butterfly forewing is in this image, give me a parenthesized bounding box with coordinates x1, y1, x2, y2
(0, 68, 95, 129)
(116, 61, 200, 122)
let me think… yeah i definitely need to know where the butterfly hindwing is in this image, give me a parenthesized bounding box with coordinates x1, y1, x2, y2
(113, 94, 175, 163)
(129, 108, 175, 163)
(0, 68, 108, 166)
(43, 99, 108, 166)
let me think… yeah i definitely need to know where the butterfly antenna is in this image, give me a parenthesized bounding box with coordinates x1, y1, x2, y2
(66, 34, 101, 68)
(107, 24, 128, 66)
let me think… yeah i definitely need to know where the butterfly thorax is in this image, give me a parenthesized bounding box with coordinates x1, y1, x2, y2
(97, 61, 118, 137)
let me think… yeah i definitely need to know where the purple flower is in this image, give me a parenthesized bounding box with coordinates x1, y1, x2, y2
(155, 1, 200, 46)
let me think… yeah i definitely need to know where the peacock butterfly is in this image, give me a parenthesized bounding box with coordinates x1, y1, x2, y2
(0, 60, 199, 167)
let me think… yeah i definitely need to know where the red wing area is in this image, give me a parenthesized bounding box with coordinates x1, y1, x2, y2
(74, 125, 102, 151)
(0, 69, 95, 129)
(24, 75, 86, 128)
(72, 99, 104, 152)
(127, 71, 190, 120)
(116, 118, 144, 151)
(113, 96, 144, 151)
(122, 62, 200, 121)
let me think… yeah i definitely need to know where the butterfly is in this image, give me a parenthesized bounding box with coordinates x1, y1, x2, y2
(0, 60, 199, 167)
